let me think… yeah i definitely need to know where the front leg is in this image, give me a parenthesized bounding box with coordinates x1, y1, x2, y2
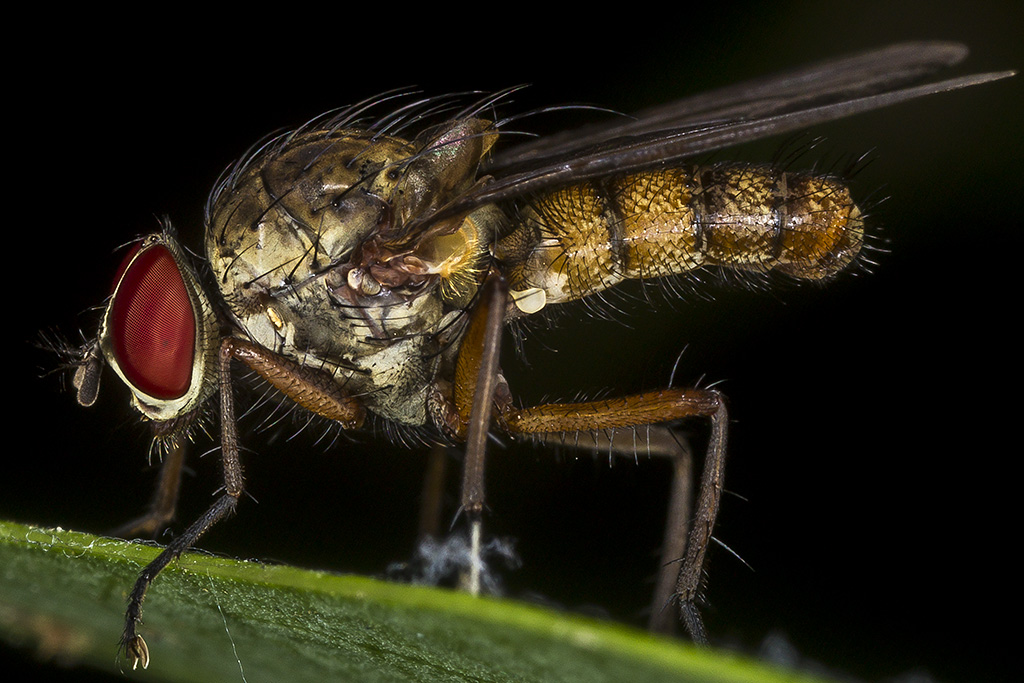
(110, 432, 188, 540)
(120, 336, 365, 669)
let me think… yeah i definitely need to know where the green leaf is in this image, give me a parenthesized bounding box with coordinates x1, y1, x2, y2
(0, 520, 827, 682)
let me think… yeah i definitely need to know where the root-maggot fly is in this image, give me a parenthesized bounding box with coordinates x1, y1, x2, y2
(49, 42, 1013, 668)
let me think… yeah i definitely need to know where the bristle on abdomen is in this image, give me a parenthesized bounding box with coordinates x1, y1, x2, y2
(498, 164, 864, 310)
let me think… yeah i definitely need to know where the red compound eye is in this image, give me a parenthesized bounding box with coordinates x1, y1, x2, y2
(109, 244, 196, 400)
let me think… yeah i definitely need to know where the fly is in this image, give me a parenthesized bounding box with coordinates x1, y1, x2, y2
(53, 42, 1013, 669)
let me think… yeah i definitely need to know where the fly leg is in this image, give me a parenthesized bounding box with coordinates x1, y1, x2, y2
(120, 337, 365, 670)
(451, 273, 509, 595)
(110, 434, 187, 539)
(449, 273, 725, 641)
(70, 336, 190, 540)
(649, 431, 696, 635)
(533, 426, 696, 635)
(417, 445, 450, 541)
(120, 339, 246, 670)
(500, 389, 727, 645)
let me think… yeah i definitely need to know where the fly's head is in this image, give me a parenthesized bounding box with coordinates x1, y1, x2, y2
(204, 117, 499, 370)
(70, 229, 220, 441)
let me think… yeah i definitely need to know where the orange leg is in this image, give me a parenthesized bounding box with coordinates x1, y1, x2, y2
(452, 273, 727, 643)
(503, 391, 727, 643)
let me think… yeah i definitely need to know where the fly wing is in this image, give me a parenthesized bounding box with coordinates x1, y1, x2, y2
(467, 71, 1013, 209)
(490, 41, 977, 170)
(402, 44, 1012, 235)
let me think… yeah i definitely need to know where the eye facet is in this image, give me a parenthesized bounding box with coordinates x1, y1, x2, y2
(109, 243, 197, 400)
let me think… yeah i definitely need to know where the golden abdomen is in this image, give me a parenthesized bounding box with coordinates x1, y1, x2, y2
(497, 165, 864, 311)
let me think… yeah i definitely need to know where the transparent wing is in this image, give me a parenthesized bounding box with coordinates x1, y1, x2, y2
(490, 42, 976, 170)
(470, 43, 1011, 209)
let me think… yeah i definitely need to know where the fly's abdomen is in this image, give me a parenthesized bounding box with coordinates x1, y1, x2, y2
(496, 165, 864, 313)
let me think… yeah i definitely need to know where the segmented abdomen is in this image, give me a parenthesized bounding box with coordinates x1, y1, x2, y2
(496, 165, 864, 312)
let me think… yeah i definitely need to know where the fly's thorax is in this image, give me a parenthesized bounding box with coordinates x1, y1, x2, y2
(256, 283, 464, 427)
(496, 165, 864, 312)
(205, 130, 416, 319)
(203, 121, 499, 427)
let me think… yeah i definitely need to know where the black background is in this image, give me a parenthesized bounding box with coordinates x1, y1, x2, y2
(8, 1, 1021, 681)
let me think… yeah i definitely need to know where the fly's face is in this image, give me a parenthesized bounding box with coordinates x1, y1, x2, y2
(77, 232, 218, 430)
